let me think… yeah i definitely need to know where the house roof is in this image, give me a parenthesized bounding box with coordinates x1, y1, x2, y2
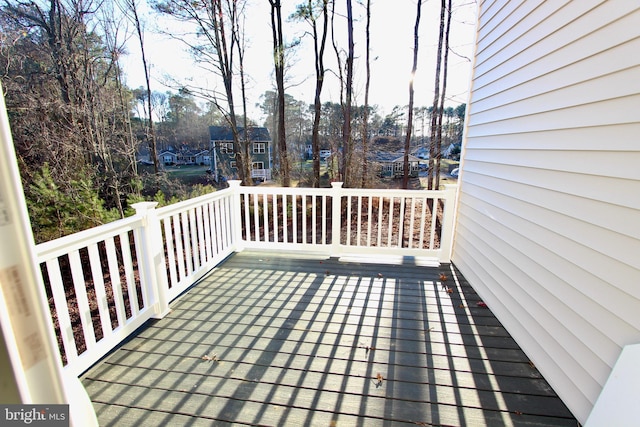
(158, 149, 208, 156)
(374, 152, 421, 163)
(209, 126, 271, 142)
(158, 150, 178, 157)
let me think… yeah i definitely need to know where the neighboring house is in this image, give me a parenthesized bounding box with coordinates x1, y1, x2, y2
(319, 149, 331, 160)
(454, 2, 640, 425)
(209, 126, 272, 182)
(375, 152, 420, 178)
(158, 149, 209, 166)
(159, 150, 178, 165)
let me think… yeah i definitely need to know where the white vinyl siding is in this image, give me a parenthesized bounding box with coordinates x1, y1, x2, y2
(453, 1, 640, 424)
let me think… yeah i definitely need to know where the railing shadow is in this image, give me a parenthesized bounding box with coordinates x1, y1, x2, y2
(82, 252, 577, 425)
(445, 264, 577, 426)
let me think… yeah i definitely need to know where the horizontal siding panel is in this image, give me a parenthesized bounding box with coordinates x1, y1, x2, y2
(458, 2, 640, 423)
(452, 229, 598, 419)
(459, 183, 640, 315)
(459, 167, 640, 243)
(476, 1, 552, 61)
(473, 42, 640, 113)
(476, 0, 509, 46)
(463, 148, 640, 181)
(461, 160, 640, 211)
(466, 94, 640, 137)
(454, 205, 623, 371)
(475, 1, 636, 92)
(476, 1, 573, 74)
(462, 123, 640, 151)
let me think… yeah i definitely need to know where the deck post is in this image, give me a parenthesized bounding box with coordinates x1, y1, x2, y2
(438, 184, 458, 263)
(132, 202, 171, 318)
(227, 180, 244, 251)
(330, 182, 343, 255)
(0, 82, 98, 426)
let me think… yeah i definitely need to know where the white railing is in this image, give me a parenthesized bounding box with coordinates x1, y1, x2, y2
(35, 189, 237, 377)
(251, 168, 271, 181)
(34, 181, 456, 376)
(236, 182, 456, 261)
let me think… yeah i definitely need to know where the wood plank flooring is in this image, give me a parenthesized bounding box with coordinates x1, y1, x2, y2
(81, 251, 577, 426)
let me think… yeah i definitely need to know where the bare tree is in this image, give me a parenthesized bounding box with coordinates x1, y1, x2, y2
(342, 0, 355, 187)
(427, 0, 446, 190)
(121, 0, 159, 174)
(329, 0, 344, 182)
(292, 0, 328, 188)
(434, 0, 453, 190)
(154, 0, 252, 184)
(268, 0, 290, 186)
(1, 0, 138, 231)
(360, 0, 371, 187)
(402, 0, 422, 189)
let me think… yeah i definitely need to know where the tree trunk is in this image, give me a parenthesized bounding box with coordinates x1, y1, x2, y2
(310, 0, 329, 188)
(428, 0, 446, 190)
(435, 0, 453, 190)
(329, 0, 345, 182)
(361, 0, 371, 188)
(342, 0, 354, 187)
(270, 0, 290, 186)
(128, 0, 159, 174)
(403, 0, 422, 189)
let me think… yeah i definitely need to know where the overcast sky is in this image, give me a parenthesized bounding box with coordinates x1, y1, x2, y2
(123, 0, 478, 121)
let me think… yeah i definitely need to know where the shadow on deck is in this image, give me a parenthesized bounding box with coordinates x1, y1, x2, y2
(81, 251, 577, 426)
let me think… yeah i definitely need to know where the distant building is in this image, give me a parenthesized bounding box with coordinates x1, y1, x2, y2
(209, 126, 272, 182)
(158, 149, 209, 166)
(375, 152, 420, 178)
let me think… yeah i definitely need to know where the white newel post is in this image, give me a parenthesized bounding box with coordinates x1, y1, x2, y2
(0, 83, 98, 425)
(227, 180, 244, 251)
(132, 202, 171, 319)
(330, 182, 344, 255)
(438, 184, 458, 263)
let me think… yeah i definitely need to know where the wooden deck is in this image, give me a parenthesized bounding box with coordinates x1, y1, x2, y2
(81, 251, 577, 426)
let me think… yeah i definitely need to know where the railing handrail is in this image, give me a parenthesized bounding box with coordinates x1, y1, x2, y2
(34, 181, 458, 378)
(155, 186, 234, 218)
(36, 215, 144, 262)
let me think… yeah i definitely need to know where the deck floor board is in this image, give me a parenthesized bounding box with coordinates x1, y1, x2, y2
(82, 251, 577, 426)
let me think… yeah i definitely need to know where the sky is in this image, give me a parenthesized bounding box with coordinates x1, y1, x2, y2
(122, 0, 478, 121)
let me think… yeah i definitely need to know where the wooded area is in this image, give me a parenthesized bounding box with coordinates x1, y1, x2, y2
(0, 0, 467, 243)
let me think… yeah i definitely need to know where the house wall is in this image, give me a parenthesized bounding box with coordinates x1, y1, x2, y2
(452, 1, 640, 424)
(251, 142, 270, 169)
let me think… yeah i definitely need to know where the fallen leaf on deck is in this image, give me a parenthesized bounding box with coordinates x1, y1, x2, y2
(376, 372, 384, 387)
(202, 353, 218, 362)
(439, 273, 448, 282)
(446, 287, 453, 294)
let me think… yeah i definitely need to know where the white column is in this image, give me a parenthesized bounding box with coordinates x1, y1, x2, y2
(132, 202, 171, 318)
(227, 180, 244, 251)
(0, 83, 97, 425)
(330, 182, 344, 255)
(438, 184, 458, 263)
